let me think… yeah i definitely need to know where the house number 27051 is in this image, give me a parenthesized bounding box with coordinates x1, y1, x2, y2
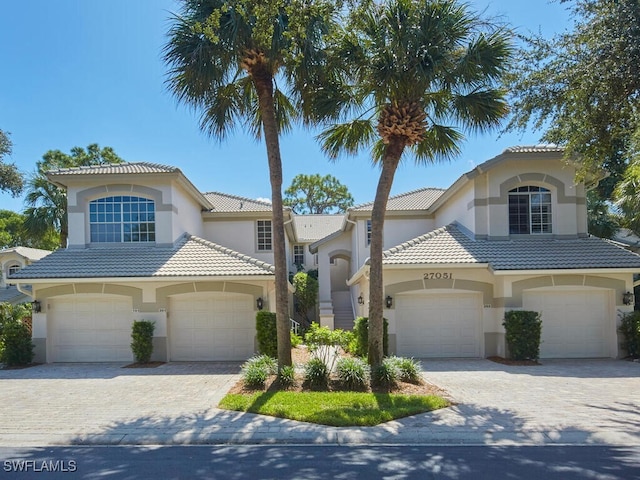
(423, 272, 453, 280)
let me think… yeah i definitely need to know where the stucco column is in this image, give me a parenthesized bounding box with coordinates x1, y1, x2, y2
(317, 250, 334, 329)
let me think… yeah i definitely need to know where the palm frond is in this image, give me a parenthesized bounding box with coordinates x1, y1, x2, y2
(452, 89, 509, 133)
(317, 119, 376, 160)
(412, 124, 463, 164)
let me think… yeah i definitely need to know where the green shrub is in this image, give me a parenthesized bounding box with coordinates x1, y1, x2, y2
(387, 356, 422, 383)
(131, 320, 155, 363)
(242, 362, 268, 388)
(351, 317, 388, 358)
(619, 311, 640, 357)
(0, 320, 34, 366)
(245, 354, 278, 374)
(256, 311, 277, 358)
(372, 358, 400, 389)
(290, 331, 303, 348)
(304, 357, 329, 388)
(277, 365, 296, 388)
(304, 322, 350, 372)
(336, 357, 370, 390)
(503, 310, 543, 361)
(241, 355, 277, 388)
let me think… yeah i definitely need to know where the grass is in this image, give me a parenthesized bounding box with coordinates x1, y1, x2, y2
(218, 391, 450, 427)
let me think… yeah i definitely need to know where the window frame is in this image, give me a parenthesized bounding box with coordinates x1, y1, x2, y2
(293, 244, 305, 266)
(89, 195, 156, 243)
(7, 264, 21, 276)
(508, 186, 553, 235)
(256, 219, 273, 252)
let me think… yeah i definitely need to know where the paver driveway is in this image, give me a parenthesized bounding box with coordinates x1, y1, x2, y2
(0, 359, 638, 446)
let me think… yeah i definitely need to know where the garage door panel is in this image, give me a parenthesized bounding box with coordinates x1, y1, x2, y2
(170, 292, 255, 361)
(50, 296, 133, 362)
(396, 293, 481, 358)
(523, 290, 610, 358)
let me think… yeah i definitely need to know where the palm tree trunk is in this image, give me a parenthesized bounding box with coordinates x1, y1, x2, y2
(253, 73, 292, 368)
(368, 139, 405, 369)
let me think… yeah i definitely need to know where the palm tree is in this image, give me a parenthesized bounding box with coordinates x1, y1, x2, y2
(614, 160, 640, 236)
(23, 144, 124, 249)
(163, 0, 342, 368)
(319, 0, 512, 368)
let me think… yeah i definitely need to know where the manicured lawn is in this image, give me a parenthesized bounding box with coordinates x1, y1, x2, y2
(218, 391, 450, 427)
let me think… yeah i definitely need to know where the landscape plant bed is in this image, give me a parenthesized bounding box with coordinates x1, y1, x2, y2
(487, 356, 540, 366)
(122, 361, 165, 368)
(0, 362, 41, 370)
(219, 346, 452, 427)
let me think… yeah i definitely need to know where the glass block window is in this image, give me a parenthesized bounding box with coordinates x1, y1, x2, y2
(508, 186, 552, 234)
(257, 220, 272, 251)
(89, 196, 156, 243)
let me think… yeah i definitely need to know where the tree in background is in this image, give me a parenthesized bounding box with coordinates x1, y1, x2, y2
(506, 0, 640, 237)
(0, 130, 23, 197)
(23, 144, 124, 249)
(615, 160, 640, 236)
(0, 210, 58, 250)
(319, 0, 512, 368)
(164, 0, 345, 369)
(284, 173, 354, 214)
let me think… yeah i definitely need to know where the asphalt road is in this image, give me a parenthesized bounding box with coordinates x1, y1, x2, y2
(1, 445, 639, 480)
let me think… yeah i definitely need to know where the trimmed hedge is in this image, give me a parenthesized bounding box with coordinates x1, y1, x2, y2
(256, 311, 277, 358)
(351, 316, 388, 358)
(619, 311, 640, 358)
(503, 310, 542, 361)
(131, 320, 155, 363)
(0, 320, 34, 366)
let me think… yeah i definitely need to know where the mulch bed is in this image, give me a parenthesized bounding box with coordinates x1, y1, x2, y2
(122, 361, 165, 368)
(487, 356, 540, 366)
(227, 346, 453, 400)
(0, 363, 41, 370)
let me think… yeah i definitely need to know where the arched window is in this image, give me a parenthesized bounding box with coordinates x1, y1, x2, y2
(89, 196, 155, 243)
(7, 264, 21, 276)
(508, 186, 552, 234)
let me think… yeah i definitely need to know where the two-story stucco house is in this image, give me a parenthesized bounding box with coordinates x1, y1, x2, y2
(0, 246, 51, 305)
(10, 145, 640, 363)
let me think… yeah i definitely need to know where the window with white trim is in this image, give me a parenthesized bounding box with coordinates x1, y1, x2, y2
(257, 220, 273, 251)
(293, 244, 305, 266)
(366, 219, 372, 245)
(89, 196, 156, 243)
(508, 186, 552, 234)
(7, 264, 21, 276)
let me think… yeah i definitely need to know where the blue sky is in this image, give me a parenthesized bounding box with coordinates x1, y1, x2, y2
(0, 0, 571, 213)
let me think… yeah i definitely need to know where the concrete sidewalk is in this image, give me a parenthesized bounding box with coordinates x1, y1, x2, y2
(1, 359, 638, 446)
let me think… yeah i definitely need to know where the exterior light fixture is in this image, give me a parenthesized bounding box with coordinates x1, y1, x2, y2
(31, 300, 41, 313)
(358, 294, 364, 305)
(385, 295, 393, 309)
(256, 297, 264, 310)
(623, 291, 635, 306)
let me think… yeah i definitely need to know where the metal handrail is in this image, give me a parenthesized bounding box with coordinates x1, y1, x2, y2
(290, 318, 300, 335)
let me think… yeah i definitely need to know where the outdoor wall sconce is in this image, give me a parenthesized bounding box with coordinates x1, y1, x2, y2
(623, 291, 635, 306)
(256, 297, 264, 310)
(385, 295, 393, 309)
(31, 300, 41, 313)
(358, 294, 364, 305)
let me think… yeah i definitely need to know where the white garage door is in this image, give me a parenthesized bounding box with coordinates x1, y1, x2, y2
(523, 290, 611, 358)
(49, 295, 133, 362)
(396, 293, 482, 357)
(169, 292, 255, 361)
